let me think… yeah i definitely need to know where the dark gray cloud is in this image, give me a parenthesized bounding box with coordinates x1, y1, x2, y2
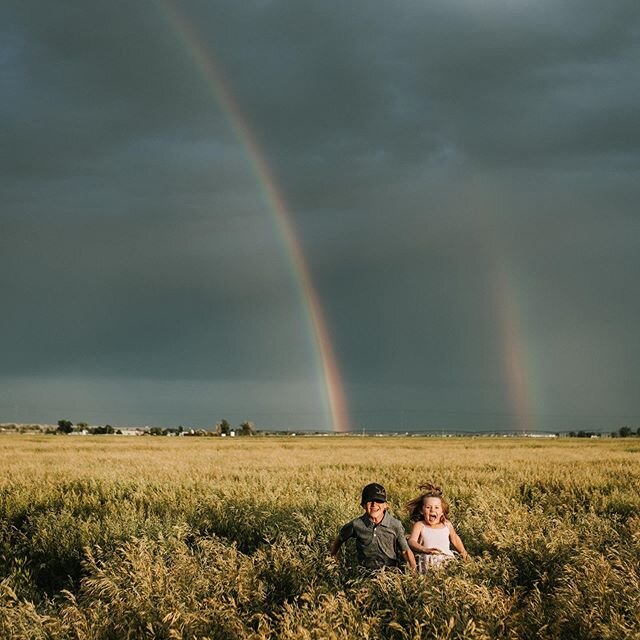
(1, 1, 639, 430)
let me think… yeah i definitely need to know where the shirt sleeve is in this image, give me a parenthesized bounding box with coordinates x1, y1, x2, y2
(394, 520, 409, 551)
(338, 520, 355, 542)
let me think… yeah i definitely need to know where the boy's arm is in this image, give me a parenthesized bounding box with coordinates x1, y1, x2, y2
(329, 536, 343, 556)
(448, 523, 468, 560)
(403, 546, 417, 570)
(397, 521, 416, 570)
(331, 520, 353, 556)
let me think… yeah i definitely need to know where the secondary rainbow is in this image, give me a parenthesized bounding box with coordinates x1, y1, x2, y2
(460, 176, 541, 433)
(491, 261, 535, 433)
(482, 210, 541, 433)
(160, 2, 350, 432)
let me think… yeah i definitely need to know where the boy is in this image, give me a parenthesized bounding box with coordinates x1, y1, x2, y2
(330, 482, 416, 571)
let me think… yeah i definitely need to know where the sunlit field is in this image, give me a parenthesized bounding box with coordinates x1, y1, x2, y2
(1, 435, 639, 639)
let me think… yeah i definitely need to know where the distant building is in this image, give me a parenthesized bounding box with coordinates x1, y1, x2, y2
(119, 428, 143, 436)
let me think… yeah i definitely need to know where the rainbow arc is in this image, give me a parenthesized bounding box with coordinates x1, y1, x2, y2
(161, 2, 350, 432)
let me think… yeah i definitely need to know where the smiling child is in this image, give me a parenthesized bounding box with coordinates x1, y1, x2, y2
(330, 482, 416, 572)
(407, 483, 468, 573)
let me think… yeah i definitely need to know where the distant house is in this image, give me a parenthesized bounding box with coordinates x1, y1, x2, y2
(119, 428, 143, 436)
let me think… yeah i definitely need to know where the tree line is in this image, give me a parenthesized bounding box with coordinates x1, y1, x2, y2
(54, 419, 257, 436)
(566, 426, 640, 438)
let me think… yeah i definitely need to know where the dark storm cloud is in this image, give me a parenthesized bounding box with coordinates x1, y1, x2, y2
(0, 209, 314, 381)
(200, 0, 640, 170)
(1, 0, 639, 429)
(406, 0, 640, 166)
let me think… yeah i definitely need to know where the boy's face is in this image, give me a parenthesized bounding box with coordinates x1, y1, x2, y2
(364, 499, 387, 523)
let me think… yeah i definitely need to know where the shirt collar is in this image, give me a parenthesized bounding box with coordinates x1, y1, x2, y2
(362, 510, 390, 527)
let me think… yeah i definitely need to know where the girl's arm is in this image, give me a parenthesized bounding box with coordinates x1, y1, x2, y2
(448, 522, 468, 560)
(408, 521, 441, 554)
(408, 521, 425, 554)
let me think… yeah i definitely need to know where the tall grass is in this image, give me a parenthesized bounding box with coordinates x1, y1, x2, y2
(1, 436, 639, 638)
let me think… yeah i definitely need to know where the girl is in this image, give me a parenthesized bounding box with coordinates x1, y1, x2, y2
(407, 483, 468, 573)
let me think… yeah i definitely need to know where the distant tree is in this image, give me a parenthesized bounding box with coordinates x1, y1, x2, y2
(568, 431, 577, 438)
(619, 426, 632, 438)
(57, 419, 73, 434)
(90, 424, 115, 435)
(76, 422, 88, 432)
(239, 421, 256, 436)
(216, 419, 231, 436)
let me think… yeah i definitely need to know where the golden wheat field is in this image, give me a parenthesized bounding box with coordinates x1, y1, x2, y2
(1, 434, 639, 639)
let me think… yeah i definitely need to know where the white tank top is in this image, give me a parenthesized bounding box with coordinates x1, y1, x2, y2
(418, 522, 453, 556)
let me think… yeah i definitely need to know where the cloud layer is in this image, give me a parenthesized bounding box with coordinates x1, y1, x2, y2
(1, 0, 639, 430)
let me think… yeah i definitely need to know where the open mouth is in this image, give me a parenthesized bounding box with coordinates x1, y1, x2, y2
(428, 513, 438, 522)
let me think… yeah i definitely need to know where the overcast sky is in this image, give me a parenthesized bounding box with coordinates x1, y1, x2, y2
(1, 0, 639, 432)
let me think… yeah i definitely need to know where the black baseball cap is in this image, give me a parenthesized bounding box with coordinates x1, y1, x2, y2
(361, 483, 387, 505)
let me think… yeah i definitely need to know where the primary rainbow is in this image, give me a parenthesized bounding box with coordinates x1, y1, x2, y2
(161, 2, 350, 432)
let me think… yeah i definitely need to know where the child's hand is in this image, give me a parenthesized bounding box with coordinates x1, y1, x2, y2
(325, 554, 339, 568)
(323, 553, 340, 577)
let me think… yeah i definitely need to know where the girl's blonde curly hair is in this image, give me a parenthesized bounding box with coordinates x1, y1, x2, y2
(406, 482, 450, 523)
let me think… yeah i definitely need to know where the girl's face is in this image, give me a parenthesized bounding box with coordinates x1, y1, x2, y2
(422, 496, 444, 525)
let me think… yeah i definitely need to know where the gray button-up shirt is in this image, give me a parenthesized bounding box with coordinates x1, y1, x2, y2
(339, 511, 409, 569)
